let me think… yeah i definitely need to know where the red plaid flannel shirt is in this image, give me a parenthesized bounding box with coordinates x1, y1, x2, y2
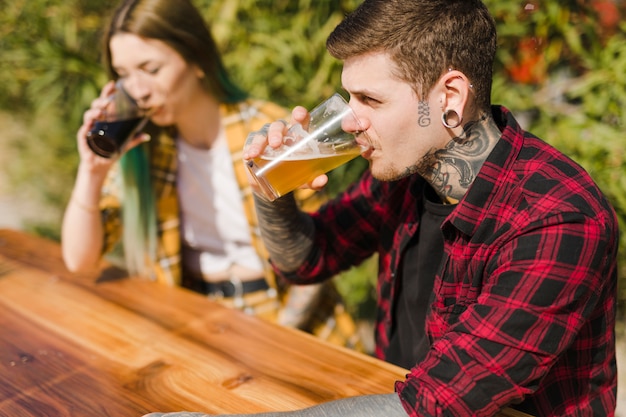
(277, 106, 618, 416)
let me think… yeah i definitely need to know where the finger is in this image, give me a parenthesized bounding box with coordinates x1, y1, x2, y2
(100, 80, 116, 99)
(75, 130, 116, 171)
(267, 120, 289, 148)
(243, 119, 289, 159)
(291, 106, 310, 127)
(77, 124, 89, 145)
(243, 123, 270, 159)
(120, 133, 151, 154)
(307, 174, 329, 191)
(82, 107, 103, 126)
(83, 81, 116, 122)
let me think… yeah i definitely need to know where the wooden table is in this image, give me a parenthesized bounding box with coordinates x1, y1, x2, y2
(0, 229, 529, 416)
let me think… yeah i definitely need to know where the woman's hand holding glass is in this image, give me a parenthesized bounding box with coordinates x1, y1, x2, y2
(77, 81, 151, 175)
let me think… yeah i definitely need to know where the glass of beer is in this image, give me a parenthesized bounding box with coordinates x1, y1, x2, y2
(245, 93, 368, 202)
(86, 80, 150, 158)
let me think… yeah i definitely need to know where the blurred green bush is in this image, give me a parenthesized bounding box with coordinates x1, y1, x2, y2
(0, 0, 624, 319)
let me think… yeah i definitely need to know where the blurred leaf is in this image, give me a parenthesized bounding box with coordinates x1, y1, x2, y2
(1, 0, 625, 314)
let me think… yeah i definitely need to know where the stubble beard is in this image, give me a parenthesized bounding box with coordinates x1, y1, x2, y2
(370, 157, 423, 182)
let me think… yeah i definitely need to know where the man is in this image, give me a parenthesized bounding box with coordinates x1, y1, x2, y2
(145, 0, 618, 415)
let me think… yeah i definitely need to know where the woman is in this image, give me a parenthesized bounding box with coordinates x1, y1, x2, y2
(61, 0, 360, 349)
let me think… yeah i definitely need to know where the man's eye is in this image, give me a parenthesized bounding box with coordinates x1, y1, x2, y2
(360, 95, 379, 105)
(144, 67, 160, 75)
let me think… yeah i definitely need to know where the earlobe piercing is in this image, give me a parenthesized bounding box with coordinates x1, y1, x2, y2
(441, 109, 462, 129)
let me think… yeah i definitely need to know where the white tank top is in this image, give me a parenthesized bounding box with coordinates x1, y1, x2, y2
(176, 130, 264, 275)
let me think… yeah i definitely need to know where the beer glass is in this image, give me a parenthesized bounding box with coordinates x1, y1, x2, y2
(245, 93, 368, 202)
(86, 80, 150, 158)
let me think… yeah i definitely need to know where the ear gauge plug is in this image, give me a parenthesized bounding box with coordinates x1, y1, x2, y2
(441, 109, 462, 129)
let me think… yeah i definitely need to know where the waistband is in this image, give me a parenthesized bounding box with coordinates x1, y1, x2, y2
(182, 274, 269, 298)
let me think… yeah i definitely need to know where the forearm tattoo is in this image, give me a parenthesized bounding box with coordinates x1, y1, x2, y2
(253, 194, 316, 273)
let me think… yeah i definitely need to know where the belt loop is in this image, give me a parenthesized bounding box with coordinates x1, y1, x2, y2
(229, 274, 245, 309)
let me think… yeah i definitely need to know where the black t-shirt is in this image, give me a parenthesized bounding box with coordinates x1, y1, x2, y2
(386, 185, 456, 369)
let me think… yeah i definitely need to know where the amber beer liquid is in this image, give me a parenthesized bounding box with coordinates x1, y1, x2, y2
(251, 147, 362, 199)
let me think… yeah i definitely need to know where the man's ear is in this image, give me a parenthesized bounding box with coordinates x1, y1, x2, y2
(440, 69, 472, 119)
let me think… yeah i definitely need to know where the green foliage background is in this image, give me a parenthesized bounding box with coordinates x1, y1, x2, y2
(0, 0, 624, 320)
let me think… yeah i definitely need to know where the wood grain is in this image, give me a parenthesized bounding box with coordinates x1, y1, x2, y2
(0, 229, 531, 416)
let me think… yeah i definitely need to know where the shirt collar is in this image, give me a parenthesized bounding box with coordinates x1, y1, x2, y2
(446, 105, 525, 237)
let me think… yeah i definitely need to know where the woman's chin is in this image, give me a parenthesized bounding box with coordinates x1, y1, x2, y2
(148, 113, 171, 127)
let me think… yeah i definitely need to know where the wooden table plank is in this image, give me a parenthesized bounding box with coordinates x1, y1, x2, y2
(0, 229, 531, 416)
(0, 302, 156, 416)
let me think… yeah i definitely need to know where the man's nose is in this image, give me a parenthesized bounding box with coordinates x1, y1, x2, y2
(343, 106, 369, 135)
